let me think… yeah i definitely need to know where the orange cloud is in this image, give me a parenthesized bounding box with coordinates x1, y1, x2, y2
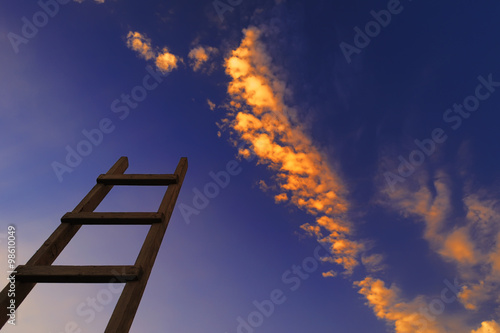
(274, 193, 288, 203)
(439, 227, 479, 265)
(380, 167, 500, 318)
(471, 320, 500, 333)
(355, 277, 444, 333)
(126, 31, 180, 73)
(126, 31, 155, 60)
(207, 99, 216, 111)
(223, 26, 361, 273)
(383, 172, 451, 247)
(188, 45, 218, 72)
(156, 47, 179, 73)
(458, 281, 492, 311)
(322, 270, 337, 278)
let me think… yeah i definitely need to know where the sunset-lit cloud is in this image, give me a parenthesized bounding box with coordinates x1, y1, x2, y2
(126, 31, 180, 73)
(156, 47, 179, 73)
(322, 270, 337, 278)
(355, 276, 500, 333)
(207, 99, 216, 111)
(126, 32, 155, 61)
(188, 45, 218, 72)
(223, 23, 500, 333)
(355, 277, 444, 333)
(222, 26, 363, 274)
(471, 320, 500, 333)
(377, 166, 500, 328)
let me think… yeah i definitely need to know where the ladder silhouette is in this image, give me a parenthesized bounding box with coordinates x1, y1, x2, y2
(0, 156, 188, 332)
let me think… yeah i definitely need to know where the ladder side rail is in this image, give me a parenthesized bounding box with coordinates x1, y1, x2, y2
(0, 156, 129, 328)
(104, 157, 188, 333)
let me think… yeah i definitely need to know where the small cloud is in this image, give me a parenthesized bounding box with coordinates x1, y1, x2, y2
(300, 223, 321, 238)
(361, 253, 385, 273)
(156, 47, 179, 73)
(322, 270, 337, 278)
(188, 45, 218, 72)
(126, 31, 181, 73)
(126, 31, 155, 60)
(207, 99, 216, 111)
(274, 193, 288, 203)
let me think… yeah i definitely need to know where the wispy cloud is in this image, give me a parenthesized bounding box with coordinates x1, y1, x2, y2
(188, 45, 218, 73)
(375, 165, 500, 331)
(207, 99, 216, 111)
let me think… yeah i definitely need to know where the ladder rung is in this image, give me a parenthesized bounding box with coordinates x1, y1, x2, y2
(97, 174, 178, 185)
(61, 212, 164, 225)
(15, 265, 141, 283)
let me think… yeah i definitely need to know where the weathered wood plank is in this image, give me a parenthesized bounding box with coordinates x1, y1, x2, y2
(16, 265, 141, 283)
(61, 212, 164, 225)
(97, 174, 178, 186)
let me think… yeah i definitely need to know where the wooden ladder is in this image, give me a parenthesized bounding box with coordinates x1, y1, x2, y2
(0, 156, 188, 332)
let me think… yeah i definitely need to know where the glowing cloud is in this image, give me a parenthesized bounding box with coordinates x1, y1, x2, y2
(439, 227, 479, 265)
(471, 321, 500, 333)
(188, 45, 218, 72)
(322, 270, 337, 278)
(126, 32, 155, 60)
(156, 47, 179, 73)
(126, 31, 180, 73)
(379, 168, 500, 324)
(355, 277, 444, 333)
(223, 26, 362, 273)
(224, 23, 500, 332)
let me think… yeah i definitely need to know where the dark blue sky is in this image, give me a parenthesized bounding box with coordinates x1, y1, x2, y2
(1, 1, 500, 332)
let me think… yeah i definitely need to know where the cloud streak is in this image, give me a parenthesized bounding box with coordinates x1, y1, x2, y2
(222, 26, 363, 274)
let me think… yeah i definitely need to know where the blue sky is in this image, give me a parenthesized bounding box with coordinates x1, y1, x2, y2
(1, 0, 500, 332)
